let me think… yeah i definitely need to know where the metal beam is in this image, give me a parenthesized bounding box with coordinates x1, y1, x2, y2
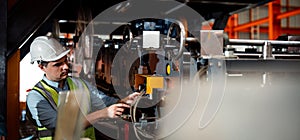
(19, 21, 53, 60)
(277, 7, 300, 20)
(212, 13, 230, 30)
(229, 27, 300, 35)
(233, 17, 268, 32)
(231, 3, 300, 33)
(0, 0, 7, 137)
(7, 0, 64, 58)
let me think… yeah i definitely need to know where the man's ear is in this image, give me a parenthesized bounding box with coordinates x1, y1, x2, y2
(38, 64, 46, 72)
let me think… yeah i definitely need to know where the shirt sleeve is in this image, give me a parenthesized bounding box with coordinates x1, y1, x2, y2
(83, 80, 119, 109)
(27, 90, 57, 130)
(37, 99, 57, 129)
(97, 90, 120, 107)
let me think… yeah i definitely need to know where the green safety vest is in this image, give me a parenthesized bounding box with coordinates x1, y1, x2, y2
(32, 77, 95, 140)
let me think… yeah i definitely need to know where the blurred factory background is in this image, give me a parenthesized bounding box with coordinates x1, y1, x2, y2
(1, 0, 300, 139)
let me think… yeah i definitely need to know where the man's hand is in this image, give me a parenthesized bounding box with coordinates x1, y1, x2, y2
(85, 103, 130, 127)
(120, 92, 142, 105)
(106, 103, 130, 118)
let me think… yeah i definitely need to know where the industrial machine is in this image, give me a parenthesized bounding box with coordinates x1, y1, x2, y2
(91, 18, 190, 140)
(4, 0, 300, 139)
(70, 14, 300, 139)
(61, 0, 300, 138)
(67, 6, 227, 137)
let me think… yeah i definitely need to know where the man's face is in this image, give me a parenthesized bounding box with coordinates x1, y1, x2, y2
(41, 56, 69, 82)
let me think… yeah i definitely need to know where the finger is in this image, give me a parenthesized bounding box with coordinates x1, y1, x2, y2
(128, 92, 139, 98)
(116, 107, 124, 112)
(132, 92, 141, 97)
(122, 104, 130, 108)
(112, 115, 119, 118)
(132, 92, 140, 95)
(126, 100, 133, 104)
(115, 103, 130, 108)
(115, 111, 122, 116)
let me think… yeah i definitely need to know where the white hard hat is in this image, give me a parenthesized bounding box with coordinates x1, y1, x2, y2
(30, 36, 70, 64)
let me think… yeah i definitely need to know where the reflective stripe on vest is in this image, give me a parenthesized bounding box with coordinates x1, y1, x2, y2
(33, 77, 93, 139)
(37, 127, 52, 140)
(66, 77, 91, 112)
(32, 81, 58, 110)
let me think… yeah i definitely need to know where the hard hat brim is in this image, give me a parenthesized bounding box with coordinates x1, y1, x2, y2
(31, 49, 70, 63)
(44, 49, 70, 62)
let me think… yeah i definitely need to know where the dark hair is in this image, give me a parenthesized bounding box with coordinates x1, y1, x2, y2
(37, 60, 49, 67)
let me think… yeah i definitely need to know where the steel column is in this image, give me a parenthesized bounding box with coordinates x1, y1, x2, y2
(6, 50, 20, 140)
(0, 0, 7, 137)
(268, 0, 281, 40)
(225, 14, 238, 39)
(225, 16, 234, 38)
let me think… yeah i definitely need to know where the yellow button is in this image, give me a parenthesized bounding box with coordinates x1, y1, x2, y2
(166, 64, 171, 75)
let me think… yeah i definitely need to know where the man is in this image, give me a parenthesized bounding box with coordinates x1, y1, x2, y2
(26, 36, 139, 139)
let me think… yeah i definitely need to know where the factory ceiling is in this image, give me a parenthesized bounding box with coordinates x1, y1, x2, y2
(7, 0, 272, 60)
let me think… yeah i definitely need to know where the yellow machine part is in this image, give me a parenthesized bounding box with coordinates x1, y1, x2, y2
(135, 74, 164, 94)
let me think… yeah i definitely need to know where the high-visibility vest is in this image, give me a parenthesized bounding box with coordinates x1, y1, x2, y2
(31, 77, 95, 140)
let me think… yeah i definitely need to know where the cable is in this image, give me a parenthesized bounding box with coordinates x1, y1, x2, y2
(131, 90, 145, 123)
(130, 90, 145, 140)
